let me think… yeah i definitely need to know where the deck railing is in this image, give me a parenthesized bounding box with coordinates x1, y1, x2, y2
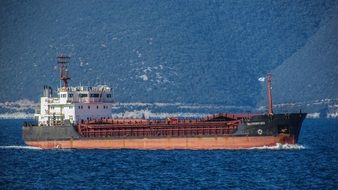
(77, 120, 241, 138)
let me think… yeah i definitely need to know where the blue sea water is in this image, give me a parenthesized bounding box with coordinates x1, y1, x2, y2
(0, 119, 337, 189)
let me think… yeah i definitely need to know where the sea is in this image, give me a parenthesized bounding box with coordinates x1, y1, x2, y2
(0, 119, 337, 189)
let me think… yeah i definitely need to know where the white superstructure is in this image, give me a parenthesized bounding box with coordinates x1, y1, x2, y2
(34, 55, 113, 126)
(35, 85, 113, 126)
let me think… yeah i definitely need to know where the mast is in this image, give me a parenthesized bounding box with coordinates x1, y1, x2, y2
(57, 55, 71, 88)
(267, 73, 273, 115)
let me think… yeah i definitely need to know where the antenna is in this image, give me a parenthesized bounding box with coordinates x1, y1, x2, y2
(267, 73, 273, 115)
(57, 55, 71, 88)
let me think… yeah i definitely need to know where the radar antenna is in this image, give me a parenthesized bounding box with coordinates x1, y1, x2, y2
(57, 55, 71, 88)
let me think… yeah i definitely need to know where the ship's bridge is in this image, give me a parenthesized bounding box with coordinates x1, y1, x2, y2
(57, 85, 113, 104)
(36, 56, 113, 126)
(36, 85, 113, 126)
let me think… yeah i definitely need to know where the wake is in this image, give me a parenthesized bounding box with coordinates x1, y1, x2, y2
(0, 145, 42, 150)
(249, 143, 306, 150)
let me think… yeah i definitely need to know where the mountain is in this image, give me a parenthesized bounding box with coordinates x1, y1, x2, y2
(258, 3, 338, 107)
(0, 0, 337, 108)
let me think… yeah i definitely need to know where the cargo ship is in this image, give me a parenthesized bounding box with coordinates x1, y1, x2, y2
(23, 55, 306, 149)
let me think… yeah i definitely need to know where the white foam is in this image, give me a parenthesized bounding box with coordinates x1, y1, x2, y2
(249, 143, 305, 150)
(0, 145, 42, 150)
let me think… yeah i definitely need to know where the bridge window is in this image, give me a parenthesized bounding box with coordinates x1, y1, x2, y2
(68, 94, 73, 98)
(88, 106, 90, 109)
(107, 94, 111, 98)
(90, 94, 99, 98)
(79, 94, 88, 98)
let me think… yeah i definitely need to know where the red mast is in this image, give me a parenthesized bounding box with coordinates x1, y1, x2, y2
(57, 55, 71, 88)
(267, 74, 273, 115)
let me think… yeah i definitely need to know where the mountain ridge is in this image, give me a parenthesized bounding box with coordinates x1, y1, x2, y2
(1, 0, 337, 106)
